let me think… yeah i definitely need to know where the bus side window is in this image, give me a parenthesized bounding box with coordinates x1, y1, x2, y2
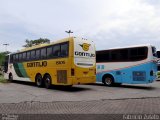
(129, 48, 138, 60)
(27, 51, 31, 60)
(138, 48, 146, 56)
(139, 47, 148, 59)
(111, 50, 120, 61)
(36, 49, 40, 59)
(31, 50, 36, 60)
(53, 44, 60, 57)
(61, 42, 69, 57)
(16, 54, 19, 62)
(22, 52, 26, 61)
(19, 53, 22, 62)
(13, 55, 16, 62)
(129, 47, 147, 61)
(104, 51, 110, 62)
(47, 46, 53, 58)
(96, 51, 110, 62)
(119, 49, 128, 61)
(41, 48, 47, 59)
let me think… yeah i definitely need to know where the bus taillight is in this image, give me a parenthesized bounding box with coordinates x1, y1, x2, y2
(71, 68, 75, 76)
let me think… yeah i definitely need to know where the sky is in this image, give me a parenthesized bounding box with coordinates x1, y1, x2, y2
(0, 0, 160, 52)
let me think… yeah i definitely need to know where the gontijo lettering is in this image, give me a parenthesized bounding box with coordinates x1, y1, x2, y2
(27, 61, 47, 67)
(75, 51, 95, 57)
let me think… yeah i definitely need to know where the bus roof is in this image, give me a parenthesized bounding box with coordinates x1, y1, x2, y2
(11, 37, 75, 54)
(9, 36, 92, 55)
(97, 44, 154, 52)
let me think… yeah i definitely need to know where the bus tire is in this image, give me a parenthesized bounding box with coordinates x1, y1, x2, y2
(44, 74, 52, 89)
(35, 74, 43, 87)
(8, 73, 13, 81)
(103, 75, 114, 86)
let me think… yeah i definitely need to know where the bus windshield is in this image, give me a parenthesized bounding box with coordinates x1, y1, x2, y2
(152, 47, 157, 57)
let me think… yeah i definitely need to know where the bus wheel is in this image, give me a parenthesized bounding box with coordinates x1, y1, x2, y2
(44, 74, 52, 89)
(8, 73, 13, 81)
(35, 74, 43, 87)
(103, 76, 114, 86)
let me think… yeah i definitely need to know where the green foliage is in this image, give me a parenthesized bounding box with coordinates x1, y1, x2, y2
(157, 71, 160, 75)
(157, 71, 160, 78)
(0, 75, 8, 83)
(0, 52, 5, 66)
(23, 38, 50, 47)
(0, 52, 10, 74)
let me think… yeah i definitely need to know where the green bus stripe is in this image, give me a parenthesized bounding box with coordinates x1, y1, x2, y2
(13, 63, 23, 77)
(18, 63, 28, 77)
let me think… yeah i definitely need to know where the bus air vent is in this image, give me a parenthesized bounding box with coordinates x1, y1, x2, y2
(133, 71, 146, 81)
(57, 70, 67, 83)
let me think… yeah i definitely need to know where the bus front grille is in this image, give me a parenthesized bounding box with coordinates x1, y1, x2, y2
(133, 71, 146, 81)
(57, 70, 67, 83)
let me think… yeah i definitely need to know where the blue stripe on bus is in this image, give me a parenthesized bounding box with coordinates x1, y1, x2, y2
(96, 61, 157, 84)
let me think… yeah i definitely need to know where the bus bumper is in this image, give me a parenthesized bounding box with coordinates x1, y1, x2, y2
(72, 76, 96, 85)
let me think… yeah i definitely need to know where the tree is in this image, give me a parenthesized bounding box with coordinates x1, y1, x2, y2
(0, 52, 9, 67)
(23, 38, 50, 47)
(0, 53, 5, 66)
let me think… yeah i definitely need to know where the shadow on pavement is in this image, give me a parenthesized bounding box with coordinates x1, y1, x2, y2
(90, 83, 156, 90)
(11, 80, 92, 92)
(118, 84, 155, 90)
(50, 85, 92, 92)
(11, 80, 35, 86)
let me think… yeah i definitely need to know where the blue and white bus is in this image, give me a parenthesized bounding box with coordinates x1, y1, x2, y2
(96, 45, 157, 86)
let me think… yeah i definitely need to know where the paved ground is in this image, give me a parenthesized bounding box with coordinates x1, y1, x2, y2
(1, 81, 160, 120)
(0, 81, 160, 103)
(0, 97, 160, 114)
